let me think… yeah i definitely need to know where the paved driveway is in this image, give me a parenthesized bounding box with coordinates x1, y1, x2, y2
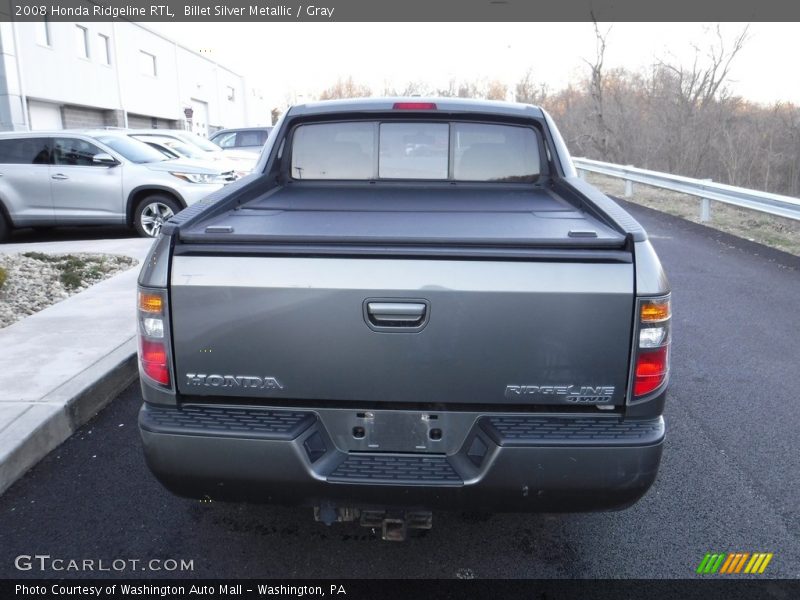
(1, 202, 798, 578)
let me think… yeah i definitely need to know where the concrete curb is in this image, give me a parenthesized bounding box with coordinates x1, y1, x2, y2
(0, 341, 138, 496)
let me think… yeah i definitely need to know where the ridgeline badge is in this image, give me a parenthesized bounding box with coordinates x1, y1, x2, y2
(505, 385, 614, 403)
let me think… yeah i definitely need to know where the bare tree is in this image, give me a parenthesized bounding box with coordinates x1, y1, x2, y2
(582, 20, 618, 160)
(658, 25, 749, 111)
(319, 76, 373, 100)
(456, 81, 484, 98)
(435, 79, 458, 98)
(653, 25, 750, 175)
(515, 69, 549, 105)
(485, 80, 508, 101)
(385, 81, 434, 97)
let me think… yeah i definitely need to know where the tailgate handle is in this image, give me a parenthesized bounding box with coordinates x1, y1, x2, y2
(367, 302, 427, 326)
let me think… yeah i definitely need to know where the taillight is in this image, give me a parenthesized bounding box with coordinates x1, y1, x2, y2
(137, 288, 171, 386)
(140, 339, 170, 385)
(633, 296, 671, 398)
(392, 102, 437, 110)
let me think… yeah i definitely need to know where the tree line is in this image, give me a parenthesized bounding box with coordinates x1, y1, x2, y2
(306, 26, 800, 197)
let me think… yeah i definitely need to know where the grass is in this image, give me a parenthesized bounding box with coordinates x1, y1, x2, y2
(22, 252, 128, 290)
(0, 267, 6, 290)
(585, 173, 800, 257)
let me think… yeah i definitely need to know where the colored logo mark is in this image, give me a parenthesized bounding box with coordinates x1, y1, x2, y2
(696, 552, 773, 574)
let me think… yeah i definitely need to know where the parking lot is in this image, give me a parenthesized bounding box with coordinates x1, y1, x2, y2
(0, 201, 798, 579)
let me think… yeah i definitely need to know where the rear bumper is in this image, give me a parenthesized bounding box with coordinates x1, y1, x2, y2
(138, 403, 664, 512)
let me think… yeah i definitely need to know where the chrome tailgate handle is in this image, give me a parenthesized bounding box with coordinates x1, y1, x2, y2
(367, 302, 426, 323)
(364, 300, 430, 331)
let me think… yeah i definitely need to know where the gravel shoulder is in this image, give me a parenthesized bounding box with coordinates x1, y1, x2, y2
(0, 252, 138, 328)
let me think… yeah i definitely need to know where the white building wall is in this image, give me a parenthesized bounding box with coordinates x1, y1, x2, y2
(2, 20, 271, 134)
(244, 82, 271, 127)
(0, 22, 28, 130)
(210, 65, 248, 129)
(18, 21, 120, 111)
(114, 22, 182, 121)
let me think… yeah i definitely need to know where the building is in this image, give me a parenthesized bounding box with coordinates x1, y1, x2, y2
(0, 19, 270, 135)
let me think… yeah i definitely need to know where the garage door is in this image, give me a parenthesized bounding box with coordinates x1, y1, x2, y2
(190, 99, 209, 138)
(28, 101, 63, 130)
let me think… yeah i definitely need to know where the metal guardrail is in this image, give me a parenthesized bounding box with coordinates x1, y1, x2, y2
(572, 157, 800, 222)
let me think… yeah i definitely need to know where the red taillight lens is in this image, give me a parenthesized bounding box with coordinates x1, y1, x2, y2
(140, 339, 170, 385)
(392, 102, 437, 110)
(634, 346, 668, 396)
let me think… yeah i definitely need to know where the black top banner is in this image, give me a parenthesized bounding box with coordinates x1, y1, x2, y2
(2, 0, 800, 22)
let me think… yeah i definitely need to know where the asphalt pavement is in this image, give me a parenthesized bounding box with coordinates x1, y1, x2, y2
(1, 202, 798, 579)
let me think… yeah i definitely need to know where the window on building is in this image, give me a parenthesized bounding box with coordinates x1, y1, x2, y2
(98, 34, 111, 65)
(75, 25, 89, 59)
(226, 86, 236, 101)
(139, 51, 157, 76)
(35, 19, 51, 47)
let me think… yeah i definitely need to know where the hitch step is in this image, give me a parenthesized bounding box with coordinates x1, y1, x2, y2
(314, 506, 432, 541)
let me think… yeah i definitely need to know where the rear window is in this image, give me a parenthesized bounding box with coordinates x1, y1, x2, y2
(290, 121, 542, 182)
(237, 130, 268, 147)
(291, 122, 375, 180)
(453, 123, 541, 182)
(212, 131, 236, 148)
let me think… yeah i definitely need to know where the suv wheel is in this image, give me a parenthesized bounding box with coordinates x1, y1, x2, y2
(0, 211, 10, 242)
(134, 195, 181, 238)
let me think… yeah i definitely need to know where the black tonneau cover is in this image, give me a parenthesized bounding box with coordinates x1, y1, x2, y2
(178, 184, 627, 248)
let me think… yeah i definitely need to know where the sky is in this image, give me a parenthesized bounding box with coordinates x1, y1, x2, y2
(149, 22, 800, 109)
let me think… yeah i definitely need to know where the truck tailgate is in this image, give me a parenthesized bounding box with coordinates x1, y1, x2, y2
(170, 256, 634, 406)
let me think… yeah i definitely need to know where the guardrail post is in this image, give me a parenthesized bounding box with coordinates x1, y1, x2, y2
(700, 179, 712, 222)
(624, 166, 634, 198)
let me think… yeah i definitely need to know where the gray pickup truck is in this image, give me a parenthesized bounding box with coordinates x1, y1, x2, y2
(136, 98, 670, 540)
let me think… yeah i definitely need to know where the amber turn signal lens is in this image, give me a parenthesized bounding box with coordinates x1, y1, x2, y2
(640, 299, 670, 322)
(138, 292, 163, 314)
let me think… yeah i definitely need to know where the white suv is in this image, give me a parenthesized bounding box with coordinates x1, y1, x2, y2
(0, 130, 237, 239)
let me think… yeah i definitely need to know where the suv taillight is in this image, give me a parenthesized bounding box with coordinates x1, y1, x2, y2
(137, 288, 171, 386)
(633, 296, 671, 398)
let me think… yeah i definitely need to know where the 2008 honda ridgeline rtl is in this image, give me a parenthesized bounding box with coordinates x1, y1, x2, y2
(136, 98, 670, 540)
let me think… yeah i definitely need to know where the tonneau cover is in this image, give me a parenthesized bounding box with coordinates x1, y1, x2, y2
(178, 185, 626, 247)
